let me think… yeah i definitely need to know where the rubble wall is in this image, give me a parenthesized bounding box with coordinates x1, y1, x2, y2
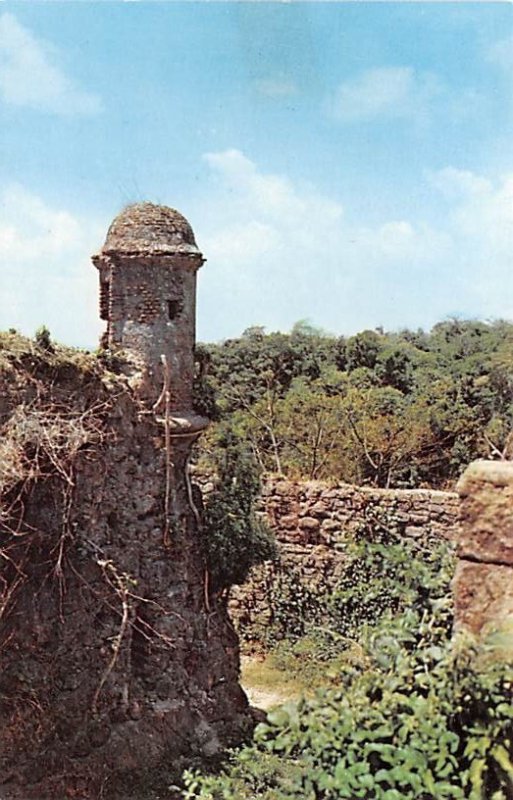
(229, 478, 460, 641)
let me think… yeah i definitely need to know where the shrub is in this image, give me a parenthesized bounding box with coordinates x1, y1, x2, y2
(34, 325, 53, 351)
(183, 517, 512, 800)
(201, 427, 277, 593)
(183, 603, 513, 799)
(263, 515, 454, 655)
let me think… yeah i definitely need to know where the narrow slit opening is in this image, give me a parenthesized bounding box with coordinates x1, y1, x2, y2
(167, 300, 182, 321)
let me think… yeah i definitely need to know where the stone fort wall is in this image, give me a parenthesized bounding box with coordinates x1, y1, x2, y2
(229, 478, 460, 640)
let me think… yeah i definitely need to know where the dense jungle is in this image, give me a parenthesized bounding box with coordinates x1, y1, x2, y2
(195, 318, 513, 489)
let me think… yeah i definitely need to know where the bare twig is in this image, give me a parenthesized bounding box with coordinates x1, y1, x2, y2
(92, 560, 131, 713)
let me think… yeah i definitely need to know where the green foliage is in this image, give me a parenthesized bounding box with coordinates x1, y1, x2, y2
(201, 427, 277, 592)
(203, 325, 339, 414)
(198, 318, 513, 488)
(182, 750, 305, 800)
(183, 604, 513, 800)
(193, 344, 219, 420)
(261, 518, 454, 656)
(376, 345, 414, 393)
(182, 517, 512, 800)
(346, 329, 383, 370)
(328, 524, 452, 642)
(34, 324, 53, 352)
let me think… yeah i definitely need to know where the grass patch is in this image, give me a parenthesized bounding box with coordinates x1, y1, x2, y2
(240, 655, 304, 711)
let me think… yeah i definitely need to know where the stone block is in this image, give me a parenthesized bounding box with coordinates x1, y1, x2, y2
(457, 460, 513, 566)
(277, 514, 298, 530)
(298, 517, 320, 532)
(452, 560, 513, 636)
(320, 519, 340, 532)
(309, 500, 331, 518)
(404, 525, 423, 538)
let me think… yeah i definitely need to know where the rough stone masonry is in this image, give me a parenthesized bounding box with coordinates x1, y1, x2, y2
(454, 460, 513, 640)
(229, 477, 460, 642)
(0, 204, 252, 799)
(229, 467, 513, 651)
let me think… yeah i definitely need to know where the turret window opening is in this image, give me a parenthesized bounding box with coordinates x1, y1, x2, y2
(167, 299, 182, 321)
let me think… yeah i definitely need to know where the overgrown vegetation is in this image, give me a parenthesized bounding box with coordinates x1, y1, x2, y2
(188, 320, 513, 797)
(201, 426, 277, 593)
(196, 319, 513, 488)
(183, 619, 513, 799)
(260, 514, 453, 657)
(182, 530, 513, 800)
(0, 330, 122, 624)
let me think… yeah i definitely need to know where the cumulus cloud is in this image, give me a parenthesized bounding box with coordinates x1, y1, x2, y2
(195, 149, 465, 339)
(330, 66, 441, 123)
(0, 13, 102, 115)
(428, 167, 513, 316)
(354, 219, 451, 266)
(0, 184, 103, 346)
(4, 159, 509, 351)
(429, 167, 513, 254)
(203, 149, 343, 232)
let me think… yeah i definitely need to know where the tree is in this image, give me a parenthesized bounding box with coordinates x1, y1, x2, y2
(376, 346, 414, 393)
(346, 330, 383, 371)
(34, 325, 54, 352)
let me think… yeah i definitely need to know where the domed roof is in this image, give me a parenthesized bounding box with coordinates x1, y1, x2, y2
(102, 202, 201, 256)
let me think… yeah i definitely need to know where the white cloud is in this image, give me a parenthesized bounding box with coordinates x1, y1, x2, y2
(4, 161, 509, 351)
(203, 148, 343, 226)
(330, 66, 441, 123)
(195, 150, 464, 339)
(0, 13, 102, 115)
(428, 167, 491, 198)
(206, 220, 280, 268)
(0, 184, 103, 346)
(204, 149, 310, 222)
(356, 219, 451, 265)
(429, 167, 513, 253)
(429, 167, 513, 307)
(200, 149, 346, 280)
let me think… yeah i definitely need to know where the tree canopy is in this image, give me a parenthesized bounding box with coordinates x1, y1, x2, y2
(194, 319, 513, 489)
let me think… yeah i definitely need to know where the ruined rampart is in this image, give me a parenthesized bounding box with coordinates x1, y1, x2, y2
(0, 349, 251, 800)
(229, 478, 460, 640)
(0, 203, 253, 800)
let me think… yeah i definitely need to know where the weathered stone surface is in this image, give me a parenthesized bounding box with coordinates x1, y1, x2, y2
(454, 460, 513, 639)
(452, 561, 513, 635)
(298, 517, 321, 532)
(459, 460, 513, 490)
(229, 477, 460, 640)
(0, 205, 251, 799)
(93, 203, 206, 410)
(457, 460, 513, 566)
(279, 513, 299, 530)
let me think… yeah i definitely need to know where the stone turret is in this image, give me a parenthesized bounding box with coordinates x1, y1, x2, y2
(0, 204, 251, 799)
(92, 203, 206, 431)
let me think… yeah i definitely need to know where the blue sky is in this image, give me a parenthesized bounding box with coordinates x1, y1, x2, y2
(0, 2, 512, 347)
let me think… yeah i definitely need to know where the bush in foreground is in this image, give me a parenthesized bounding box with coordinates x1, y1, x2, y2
(183, 602, 513, 799)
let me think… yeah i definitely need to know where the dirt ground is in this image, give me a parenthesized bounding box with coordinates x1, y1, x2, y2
(239, 655, 302, 711)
